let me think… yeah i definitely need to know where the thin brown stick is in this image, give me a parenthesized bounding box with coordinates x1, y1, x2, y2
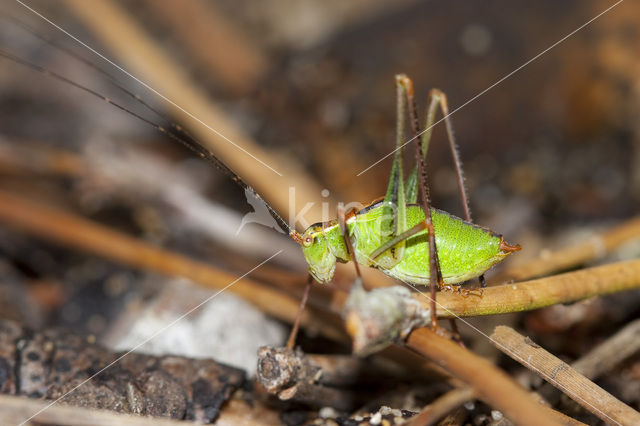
(0, 140, 84, 177)
(0, 138, 303, 269)
(425, 258, 640, 318)
(304, 354, 370, 386)
(0, 189, 347, 343)
(539, 318, 640, 404)
(406, 328, 569, 426)
(490, 326, 640, 425)
(500, 215, 640, 282)
(62, 0, 326, 225)
(139, 0, 267, 94)
(216, 399, 283, 426)
(408, 387, 475, 426)
(570, 318, 640, 380)
(448, 318, 465, 348)
(277, 381, 355, 411)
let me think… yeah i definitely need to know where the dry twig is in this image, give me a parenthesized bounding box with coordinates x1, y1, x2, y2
(0, 141, 84, 177)
(0, 189, 348, 344)
(538, 319, 640, 405)
(500, 215, 640, 281)
(216, 399, 282, 426)
(139, 0, 267, 94)
(408, 387, 475, 426)
(569, 318, 640, 380)
(62, 0, 325, 224)
(490, 326, 640, 425)
(257, 346, 357, 410)
(406, 327, 576, 426)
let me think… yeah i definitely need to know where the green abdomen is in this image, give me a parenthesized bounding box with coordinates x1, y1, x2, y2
(352, 205, 508, 285)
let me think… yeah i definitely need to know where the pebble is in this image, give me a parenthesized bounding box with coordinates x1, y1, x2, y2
(319, 407, 338, 419)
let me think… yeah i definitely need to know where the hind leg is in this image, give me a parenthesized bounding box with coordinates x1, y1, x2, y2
(424, 89, 487, 288)
(396, 75, 444, 330)
(405, 87, 486, 289)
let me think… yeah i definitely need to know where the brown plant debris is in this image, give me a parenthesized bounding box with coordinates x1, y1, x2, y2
(490, 325, 640, 425)
(408, 386, 475, 426)
(501, 215, 640, 282)
(538, 318, 640, 406)
(257, 346, 357, 411)
(344, 282, 430, 355)
(406, 327, 580, 426)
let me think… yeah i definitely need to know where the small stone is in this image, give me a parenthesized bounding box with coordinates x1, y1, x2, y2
(491, 410, 503, 420)
(464, 401, 475, 410)
(370, 411, 382, 425)
(319, 406, 338, 419)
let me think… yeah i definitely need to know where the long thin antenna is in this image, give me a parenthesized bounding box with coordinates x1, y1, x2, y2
(0, 47, 297, 238)
(3, 15, 196, 144)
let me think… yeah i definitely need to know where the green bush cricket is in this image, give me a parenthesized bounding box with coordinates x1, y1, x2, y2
(296, 74, 520, 335)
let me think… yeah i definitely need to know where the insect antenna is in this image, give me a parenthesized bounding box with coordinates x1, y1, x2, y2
(2, 15, 200, 146)
(0, 44, 298, 240)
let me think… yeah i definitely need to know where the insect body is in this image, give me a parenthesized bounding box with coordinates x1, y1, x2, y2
(299, 75, 519, 288)
(301, 203, 519, 285)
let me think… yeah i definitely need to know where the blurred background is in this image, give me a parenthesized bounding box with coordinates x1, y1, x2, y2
(0, 0, 638, 391)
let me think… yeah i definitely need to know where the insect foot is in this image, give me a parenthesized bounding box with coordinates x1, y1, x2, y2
(344, 282, 430, 356)
(443, 285, 484, 298)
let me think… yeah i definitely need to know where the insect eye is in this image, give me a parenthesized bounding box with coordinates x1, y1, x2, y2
(303, 235, 314, 247)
